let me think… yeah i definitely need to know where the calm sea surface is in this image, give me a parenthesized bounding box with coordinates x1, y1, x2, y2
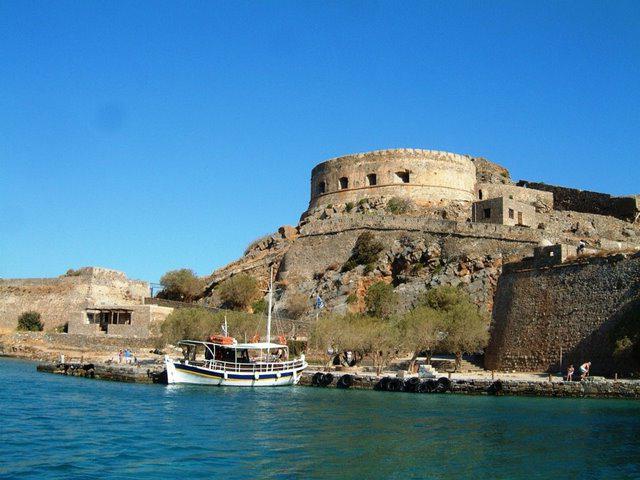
(1, 357, 639, 479)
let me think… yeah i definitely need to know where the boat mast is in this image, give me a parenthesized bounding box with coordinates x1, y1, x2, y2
(266, 265, 274, 348)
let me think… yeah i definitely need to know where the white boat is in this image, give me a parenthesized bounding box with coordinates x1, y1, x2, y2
(164, 339, 307, 386)
(164, 267, 308, 387)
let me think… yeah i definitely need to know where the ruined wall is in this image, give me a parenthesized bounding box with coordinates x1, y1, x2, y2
(485, 253, 640, 375)
(0, 267, 149, 332)
(308, 149, 476, 211)
(517, 181, 639, 221)
(477, 182, 554, 210)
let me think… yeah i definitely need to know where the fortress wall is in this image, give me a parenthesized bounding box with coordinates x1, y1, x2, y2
(477, 182, 554, 209)
(299, 214, 543, 244)
(308, 149, 476, 210)
(485, 253, 640, 375)
(517, 181, 639, 221)
(0, 268, 149, 332)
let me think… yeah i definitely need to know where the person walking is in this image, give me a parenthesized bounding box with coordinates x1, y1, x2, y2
(118, 350, 123, 364)
(580, 361, 591, 380)
(566, 364, 574, 381)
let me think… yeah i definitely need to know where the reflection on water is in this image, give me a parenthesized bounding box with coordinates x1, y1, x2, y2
(1, 357, 639, 479)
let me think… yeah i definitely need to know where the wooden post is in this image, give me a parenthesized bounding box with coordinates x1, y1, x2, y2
(615, 373, 618, 380)
(548, 373, 552, 382)
(492, 370, 495, 380)
(448, 372, 451, 379)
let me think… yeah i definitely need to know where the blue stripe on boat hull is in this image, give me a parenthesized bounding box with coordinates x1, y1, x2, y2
(175, 363, 296, 380)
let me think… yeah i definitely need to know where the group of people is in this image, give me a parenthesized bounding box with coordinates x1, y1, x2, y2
(566, 361, 591, 381)
(118, 349, 136, 365)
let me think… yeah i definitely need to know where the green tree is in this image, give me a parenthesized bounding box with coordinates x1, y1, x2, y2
(159, 269, 205, 302)
(434, 292, 489, 371)
(365, 281, 398, 318)
(414, 286, 490, 370)
(17, 311, 43, 332)
(309, 313, 399, 373)
(342, 232, 385, 272)
(160, 308, 262, 345)
(217, 274, 260, 311)
(399, 306, 440, 371)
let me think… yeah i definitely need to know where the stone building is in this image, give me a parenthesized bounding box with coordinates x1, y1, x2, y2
(307, 149, 477, 211)
(472, 197, 536, 227)
(0, 267, 172, 338)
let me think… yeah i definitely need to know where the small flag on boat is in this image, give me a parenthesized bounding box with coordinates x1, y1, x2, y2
(315, 295, 325, 309)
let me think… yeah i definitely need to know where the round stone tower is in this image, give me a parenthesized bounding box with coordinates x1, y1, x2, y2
(307, 148, 476, 211)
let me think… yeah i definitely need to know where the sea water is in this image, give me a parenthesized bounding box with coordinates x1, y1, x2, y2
(1, 357, 639, 479)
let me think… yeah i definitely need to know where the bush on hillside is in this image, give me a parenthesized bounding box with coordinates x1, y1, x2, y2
(342, 232, 385, 272)
(386, 197, 413, 215)
(217, 274, 260, 311)
(17, 311, 43, 332)
(364, 281, 398, 319)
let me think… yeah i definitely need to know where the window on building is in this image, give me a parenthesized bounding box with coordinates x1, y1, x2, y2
(518, 211, 523, 224)
(318, 181, 326, 194)
(395, 171, 410, 183)
(484, 208, 491, 219)
(366, 173, 377, 186)
(478, 190, 483, 200)
(508, 208, 515, 219)
(339, 177, 349, 189)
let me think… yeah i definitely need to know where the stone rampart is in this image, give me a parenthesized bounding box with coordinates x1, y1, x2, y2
(308, 149, 476, 211)
(485, 252, 640, 375)
(517, 181, 639, 221)
(299, 214, 543, 244)
(0, 267, 149, 332)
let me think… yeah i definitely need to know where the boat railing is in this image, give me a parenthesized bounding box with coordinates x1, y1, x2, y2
(191, 358, 306, 373)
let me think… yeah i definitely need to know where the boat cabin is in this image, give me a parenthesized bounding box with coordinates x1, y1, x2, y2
(178, 337, 289, 366)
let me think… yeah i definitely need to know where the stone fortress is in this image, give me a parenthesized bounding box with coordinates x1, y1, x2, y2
(1, 146, 638, 374)
(308, 149, 477, 210)
(205, 147, 640, 375)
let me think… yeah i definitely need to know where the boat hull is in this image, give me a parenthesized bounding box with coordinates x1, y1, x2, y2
(165, 358, 307, 387)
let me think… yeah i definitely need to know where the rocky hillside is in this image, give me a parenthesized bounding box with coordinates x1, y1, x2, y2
(200, 189, 639, 324)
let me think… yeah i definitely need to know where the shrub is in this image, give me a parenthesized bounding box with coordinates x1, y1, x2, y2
(365, 282, 398, 318)
(345, 202, 354, 213)
(386, 197, 413, 215)
(346, 293, 358, 304)
(17, 311, 43, 331)
(252, 298, 267, 315)
(64, 268, 82, 276)
(217, 274, 260, 311)
(341, 232, 385, 272)
(159, 269, 205, 302)
(614, 336, 634, 357)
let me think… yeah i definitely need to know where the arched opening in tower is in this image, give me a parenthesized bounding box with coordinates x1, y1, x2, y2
(366, 173, 377, 186)
(339, 177, 349, 189)
(395, 171, 410, 183)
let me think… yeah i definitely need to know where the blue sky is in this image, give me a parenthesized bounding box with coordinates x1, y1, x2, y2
(1, 1, 639, 282)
